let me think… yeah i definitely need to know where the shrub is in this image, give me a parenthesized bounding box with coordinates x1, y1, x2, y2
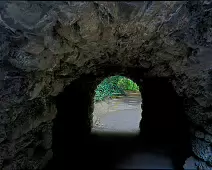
(94, 76, 139, 102)
(117, 77, 139, 91)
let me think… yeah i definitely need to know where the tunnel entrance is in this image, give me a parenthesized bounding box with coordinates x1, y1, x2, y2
(2, 2, 212, 169)
(48, 73, 191, 169)
(92, 75, 142, 134)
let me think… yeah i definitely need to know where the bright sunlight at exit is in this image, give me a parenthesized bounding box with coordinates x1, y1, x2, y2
(92, 76, 142, 134)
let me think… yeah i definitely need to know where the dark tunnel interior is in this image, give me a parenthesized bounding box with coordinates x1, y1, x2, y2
(44, 75, 192, 170)
(1, 1, 212, 169)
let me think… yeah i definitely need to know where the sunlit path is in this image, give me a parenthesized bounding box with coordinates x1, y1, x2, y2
(92, 91, 142, 133)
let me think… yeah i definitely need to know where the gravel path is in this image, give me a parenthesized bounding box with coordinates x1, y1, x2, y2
(92, 109, 141, 133)
(92, 92, 142, 132)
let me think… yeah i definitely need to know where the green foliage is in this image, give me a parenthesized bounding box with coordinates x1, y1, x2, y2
(94, 76, 139, 102)
(117, 77, 139, 91)
(94, 76, 126, 102)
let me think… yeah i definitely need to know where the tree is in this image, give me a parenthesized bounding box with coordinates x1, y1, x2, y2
(94, 76, 139, 102)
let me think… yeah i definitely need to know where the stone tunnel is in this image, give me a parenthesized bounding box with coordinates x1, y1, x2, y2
(0, 1, 212, 169)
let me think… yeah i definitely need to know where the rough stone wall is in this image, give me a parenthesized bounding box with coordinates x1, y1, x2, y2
(0, 1, 212, 169)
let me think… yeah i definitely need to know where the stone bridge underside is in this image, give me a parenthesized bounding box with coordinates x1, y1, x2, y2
(0, 1, 212, 169)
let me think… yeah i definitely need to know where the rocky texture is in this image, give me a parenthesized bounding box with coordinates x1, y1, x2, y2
(0, 1, 212, 169)
(184, 156, 212, 170)
(192, 138, 212, 162)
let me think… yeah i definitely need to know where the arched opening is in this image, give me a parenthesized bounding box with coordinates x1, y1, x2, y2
(1, 2, 212, 170)
(47, 70, 191, 170)
(92, 75, 142, 134)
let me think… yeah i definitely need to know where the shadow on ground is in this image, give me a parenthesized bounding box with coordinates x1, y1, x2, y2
(87, 132, 174, 169)
(44, 131, 182, 169)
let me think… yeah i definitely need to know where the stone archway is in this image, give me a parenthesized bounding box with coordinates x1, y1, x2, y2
(49, 70, 191, 169)
(0, 1, 212, 169)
